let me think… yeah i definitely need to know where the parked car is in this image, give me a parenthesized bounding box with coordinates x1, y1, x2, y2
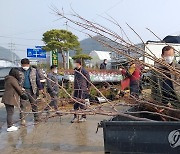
(0, 67, 14, 96)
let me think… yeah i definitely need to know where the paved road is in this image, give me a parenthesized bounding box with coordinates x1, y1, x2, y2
(0, 98, 6, 128)
(0, 97, 4, 107)
(0, 99, 108, 154)
(0, 114, 107, 154)
(0, 97, 128, 154)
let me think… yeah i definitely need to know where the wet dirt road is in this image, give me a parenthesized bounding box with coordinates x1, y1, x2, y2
(0, 107, 107, 154)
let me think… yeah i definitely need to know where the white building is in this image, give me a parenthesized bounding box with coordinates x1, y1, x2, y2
(89, 50, 111, 68)
(0, 59, 19, 67)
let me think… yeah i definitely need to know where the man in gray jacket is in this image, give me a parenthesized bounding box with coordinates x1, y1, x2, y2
(45, 65, 59, 112)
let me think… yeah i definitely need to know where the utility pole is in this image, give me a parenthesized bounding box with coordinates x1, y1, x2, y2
(65, 21, 70, 69)
(8, 41, 16, 64)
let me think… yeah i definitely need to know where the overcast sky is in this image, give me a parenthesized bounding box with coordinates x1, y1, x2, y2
(0, 0, 180, 58)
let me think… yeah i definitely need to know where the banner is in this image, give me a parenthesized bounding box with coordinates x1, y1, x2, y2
(50, 50, 58, 66)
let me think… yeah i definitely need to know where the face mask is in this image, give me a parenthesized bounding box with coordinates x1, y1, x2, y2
(164, 56, 174, 64)
(22, 67, 29, 71)
(74, 63, 80, 69)
(53, 69, 58, 74)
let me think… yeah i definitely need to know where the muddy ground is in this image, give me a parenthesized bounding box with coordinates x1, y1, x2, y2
(0, 99, 107, 154)
(0, 97, 129, 154)
(0, 115, 107, 154)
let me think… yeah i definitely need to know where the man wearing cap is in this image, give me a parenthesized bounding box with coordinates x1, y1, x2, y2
(71, 59, 91, 123)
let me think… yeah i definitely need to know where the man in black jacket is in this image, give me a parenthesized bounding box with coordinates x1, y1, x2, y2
(151, 46, 180, 105)
(100, 59, 107, 69)
(71, 59, 91, 123)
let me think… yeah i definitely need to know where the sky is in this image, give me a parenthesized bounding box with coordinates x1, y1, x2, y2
(1, 0, 180, 58)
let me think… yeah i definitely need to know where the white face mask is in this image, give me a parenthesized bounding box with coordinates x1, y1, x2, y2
(53, 69, 58, 74)
(164, 56, 174, 64)
(74, 63, 80, 69)
(22, 67, 29, 71)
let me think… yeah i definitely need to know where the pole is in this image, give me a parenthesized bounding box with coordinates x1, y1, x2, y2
(50, 51, 52, 66)
(65, 21, 69, 69)
(8, 41, 16, 65)
(67, 50, 69, 69)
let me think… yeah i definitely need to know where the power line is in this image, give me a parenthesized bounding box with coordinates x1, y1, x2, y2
(3, 22, 65, 37)
(0, 35, 41, 41)
(0, 42, 34, 46)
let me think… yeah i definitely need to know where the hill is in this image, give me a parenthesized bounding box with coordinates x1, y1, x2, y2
(0, 46, 20, 62)
(70, 35, 110, 56)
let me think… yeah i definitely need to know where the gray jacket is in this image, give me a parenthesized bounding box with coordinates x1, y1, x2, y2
(47, 72, 59, 95)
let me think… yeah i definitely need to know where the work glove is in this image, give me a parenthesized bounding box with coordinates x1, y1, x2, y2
(20, 93, 29, 100)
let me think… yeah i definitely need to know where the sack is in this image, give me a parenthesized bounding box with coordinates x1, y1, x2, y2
(121, 78, 130, 90)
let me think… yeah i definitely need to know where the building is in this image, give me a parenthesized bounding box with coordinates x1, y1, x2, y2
(89, 50, 111, 68)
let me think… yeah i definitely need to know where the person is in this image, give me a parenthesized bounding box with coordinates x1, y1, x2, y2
(1, 68, 28, 132)
(19, 58, 43, 125)
(71, 59, 91, 123)
(31, 65, 46, 98)
(46, 65, 59, 112)
(151, 46, 180, 105)
(120, 61, 141, 98)
(100, 59, 107, 69)
(32, 65, 46, 88)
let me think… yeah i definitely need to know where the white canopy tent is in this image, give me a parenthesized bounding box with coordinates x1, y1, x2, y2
(89, 50, 111, 68)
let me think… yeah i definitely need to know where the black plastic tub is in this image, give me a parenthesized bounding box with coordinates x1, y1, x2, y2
(100, 116, 180, 154)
